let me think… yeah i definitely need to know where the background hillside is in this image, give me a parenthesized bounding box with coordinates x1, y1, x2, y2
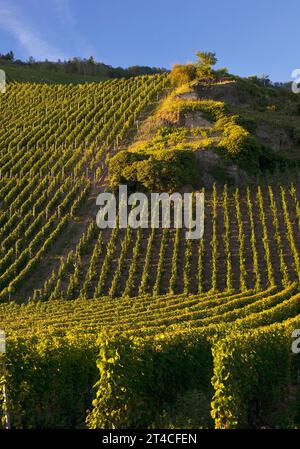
(0, 53, 166, 83)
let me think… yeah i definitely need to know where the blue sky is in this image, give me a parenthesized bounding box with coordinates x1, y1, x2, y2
(0, 0, 299, 81)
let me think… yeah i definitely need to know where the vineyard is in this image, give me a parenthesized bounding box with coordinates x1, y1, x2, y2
(0, 75, 167, 302)
(1, 73, 300, 429)
(4, 179, 300, 303)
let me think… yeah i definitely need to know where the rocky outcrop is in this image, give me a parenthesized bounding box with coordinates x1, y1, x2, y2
(183, 111, 214, 128)
(176, 91, 199, 101)
(195, 148, 249, 185)
(195, 81, 251, 108)
(226, 164, 249, 183)
(255, 125, 293, 153)
(195, 148, 220, 166)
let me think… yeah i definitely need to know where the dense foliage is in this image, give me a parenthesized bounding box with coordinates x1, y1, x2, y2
(0, 334, 98, 428)
(109, 149, 200, 191)
(170, 64, 197, 86)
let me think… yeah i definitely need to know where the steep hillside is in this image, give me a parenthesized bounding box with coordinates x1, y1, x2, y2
(114, 78, 300, 189)
(1, 71, 300, 429)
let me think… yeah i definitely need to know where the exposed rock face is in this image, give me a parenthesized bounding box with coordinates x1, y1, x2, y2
(176, 91, 199, 101)
(183, 111, 214, 129)
(195, 149, 221, 187)
(195, 148, 220, 167)
(255, 125, 292, 152)
(195, 81, 251, 107)
(175, 89, 214, 128)
(138, 108, 214, 132)
(195, 149, 249, 185)
(226, 164, 249, 183)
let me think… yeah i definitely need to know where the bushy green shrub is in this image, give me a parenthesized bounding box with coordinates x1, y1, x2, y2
(216, 115, 261, 170)
(154, 150, 200, 189)
(219, 120, 252, 155)
(108, 149, 200, 192)
(215, 114, 237, 130)
(214, 67, 230, 80)
(179, 99, 226, 121)
(108, 151, 148, 187)
(170, 64, 197, 86)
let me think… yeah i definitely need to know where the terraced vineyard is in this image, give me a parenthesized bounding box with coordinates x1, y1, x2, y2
(11, 178, 300, 303)
(1, 176, 300, 338)
(0, 280, 298, 337)
(1, 74, 300, 429)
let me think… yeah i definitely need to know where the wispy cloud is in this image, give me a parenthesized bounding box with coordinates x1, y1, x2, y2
(51, 0, 96, 59)
(0, 0, 66, 60)
(51, 0, 75, 27)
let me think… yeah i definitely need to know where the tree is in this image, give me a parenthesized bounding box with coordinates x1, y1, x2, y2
(0, 50, 14, 61)
(109, 149, 200, 192)
(195, 51, 218, 81)
(195, 51, 217, 68)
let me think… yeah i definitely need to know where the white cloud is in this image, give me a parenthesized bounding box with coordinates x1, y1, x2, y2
(0, 0, 67, 60)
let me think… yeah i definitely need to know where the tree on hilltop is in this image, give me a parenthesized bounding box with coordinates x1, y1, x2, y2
(195, 51, 218, 81)
(195, 51, 218, 68)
